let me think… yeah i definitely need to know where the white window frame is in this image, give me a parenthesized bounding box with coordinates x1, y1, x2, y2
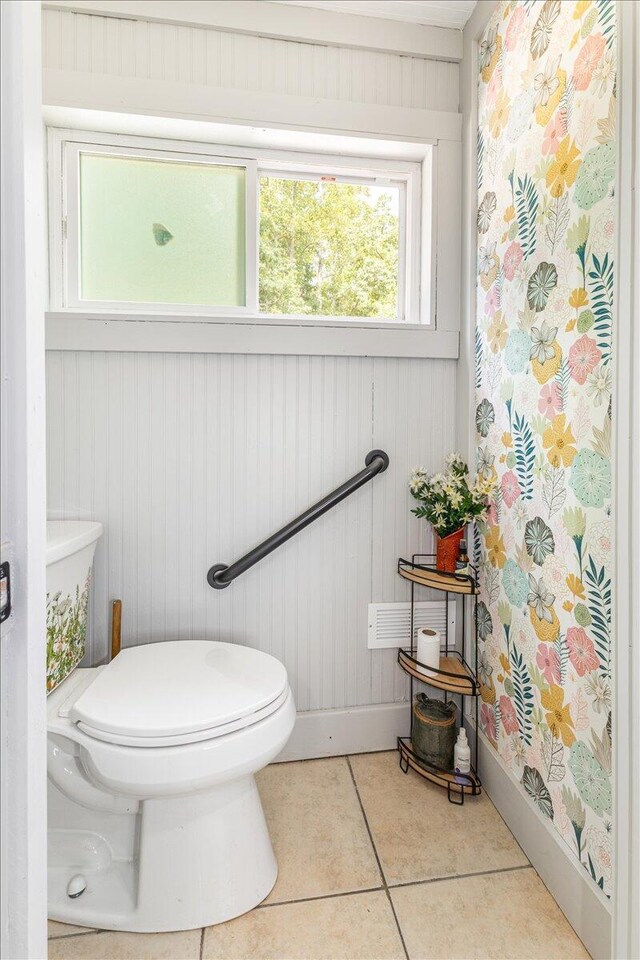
(48, 128, 428, 327)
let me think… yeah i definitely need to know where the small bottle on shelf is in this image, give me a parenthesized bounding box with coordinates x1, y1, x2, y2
(454, 728, 471, 774)
(455, 540, 469, 577)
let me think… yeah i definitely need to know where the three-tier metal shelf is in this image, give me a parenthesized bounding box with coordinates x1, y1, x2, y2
(396, 553, 481, 805)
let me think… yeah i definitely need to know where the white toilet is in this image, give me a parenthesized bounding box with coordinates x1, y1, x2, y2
(46, 521, 296, 932)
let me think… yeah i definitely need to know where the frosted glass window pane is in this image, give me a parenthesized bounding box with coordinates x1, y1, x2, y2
(79, 154, 246, 306)
(259, 177, 399, 318)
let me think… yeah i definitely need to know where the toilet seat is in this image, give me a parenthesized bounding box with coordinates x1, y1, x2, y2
(70, 640, 289, 748)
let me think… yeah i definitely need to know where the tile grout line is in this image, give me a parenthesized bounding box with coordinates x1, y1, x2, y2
(387, 862, 533, 891)
(48, 928, 105, 941)
(252, 861, 532, 913)
(345, 755, 410, 960)
(199, 925, 205, 960)
(256, 885, 384, 911)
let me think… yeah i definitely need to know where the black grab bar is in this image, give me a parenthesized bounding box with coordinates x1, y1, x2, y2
(207, 449, 389, 589)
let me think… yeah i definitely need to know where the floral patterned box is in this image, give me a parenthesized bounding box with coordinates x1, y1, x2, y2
(46, 521, 102, 694)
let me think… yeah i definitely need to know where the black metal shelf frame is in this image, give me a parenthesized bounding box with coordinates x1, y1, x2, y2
(397, 552, 482, 805)
(208, 449, 389, 589)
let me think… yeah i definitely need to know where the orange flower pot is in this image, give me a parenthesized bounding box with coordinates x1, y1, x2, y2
(435, 527, 465, 574)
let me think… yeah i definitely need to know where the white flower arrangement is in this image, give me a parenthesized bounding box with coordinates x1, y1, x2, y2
(409, 453, 496, 537)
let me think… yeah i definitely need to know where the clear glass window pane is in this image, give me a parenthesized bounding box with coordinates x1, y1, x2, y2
(259, 177, 399, 318)
(79, 153, 246, 306)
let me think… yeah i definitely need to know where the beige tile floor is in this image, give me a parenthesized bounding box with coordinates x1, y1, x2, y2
(48, 752, 589, 960)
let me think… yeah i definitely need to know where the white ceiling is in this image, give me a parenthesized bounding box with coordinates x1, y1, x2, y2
(269, 1, 478, 30)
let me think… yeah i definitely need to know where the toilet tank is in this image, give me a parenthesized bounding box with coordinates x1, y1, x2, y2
(46, 521, 103, 694)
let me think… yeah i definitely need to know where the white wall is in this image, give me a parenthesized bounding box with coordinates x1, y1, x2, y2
(46, 352, 456, 711)
(43, 4, 462, 718)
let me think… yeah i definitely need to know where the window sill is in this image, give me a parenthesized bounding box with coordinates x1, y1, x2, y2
(45, 312, 459, 359)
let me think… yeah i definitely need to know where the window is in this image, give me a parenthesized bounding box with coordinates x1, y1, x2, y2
(50, 133, 427, 324)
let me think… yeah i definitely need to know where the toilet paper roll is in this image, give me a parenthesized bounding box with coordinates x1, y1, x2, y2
(416, 628, 441, 679)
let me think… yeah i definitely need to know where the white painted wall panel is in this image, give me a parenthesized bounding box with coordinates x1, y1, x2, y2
(46, 351, 456, 711)
(42, 9, 459, 112)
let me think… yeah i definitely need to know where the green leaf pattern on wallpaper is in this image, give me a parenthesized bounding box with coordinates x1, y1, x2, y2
(476, 0, 615, 896)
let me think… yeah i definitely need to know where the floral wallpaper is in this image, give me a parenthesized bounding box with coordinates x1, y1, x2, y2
(475, 0, 615, 896)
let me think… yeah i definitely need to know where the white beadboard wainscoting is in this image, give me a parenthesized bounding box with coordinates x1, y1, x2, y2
(46, 351, 456, 717)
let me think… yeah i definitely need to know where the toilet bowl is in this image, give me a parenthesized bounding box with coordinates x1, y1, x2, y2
(46, 522, 296, 932)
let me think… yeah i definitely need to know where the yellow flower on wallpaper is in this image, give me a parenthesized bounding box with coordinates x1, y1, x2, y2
(566, 573, 586, 599)
(530, 605, 561, 642)
(531, 341, 563, 384)
(488, 313, 509, 352)
(543, 413, 578, 467)
(541, 684, 576, 747)
(481, 31, 502, 83)
(481, 678, 497, 705)
(569, 287, 589, 309)
(573, 1, 592, 19)
(486, 525, 507, 568)
(546, 136, 582, 197)
(502, 431, 513, 448)
(490, 90, 511, 138)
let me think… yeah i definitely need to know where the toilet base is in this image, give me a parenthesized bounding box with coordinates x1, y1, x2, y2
(48, 774, 277, 932)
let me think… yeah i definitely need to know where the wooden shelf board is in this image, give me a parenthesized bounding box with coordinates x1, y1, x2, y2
(398, 738, 481, 796)
(398, 649, 477, 696)
(398, 565, 477, 594)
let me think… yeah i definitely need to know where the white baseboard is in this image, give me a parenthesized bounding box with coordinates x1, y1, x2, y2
(474, 727, 611, 960)
(276, 701, 410, 762)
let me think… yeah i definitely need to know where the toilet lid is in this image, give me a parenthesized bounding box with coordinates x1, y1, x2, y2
(70, 641, 288, 741)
